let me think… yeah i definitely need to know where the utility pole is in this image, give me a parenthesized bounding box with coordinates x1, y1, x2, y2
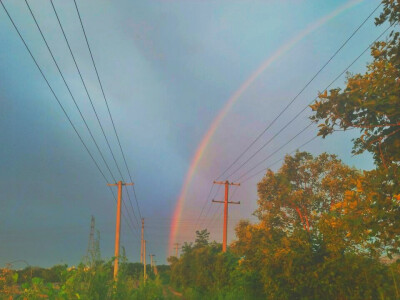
(141, 218, 144, 264)
(153, 259, 158, 275)
(85, 215, 95, 267)
(149, 254, 155, 268)
(212, 180, 240, 252)
(107, 181, 134, 280)
(143, 240, 147, 283)
(174, 243, 180, 257)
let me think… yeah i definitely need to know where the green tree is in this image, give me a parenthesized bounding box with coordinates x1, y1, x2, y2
(310, 1, 400, 168)
(194, 229, 210, 248)
(309, 1, 400, 257)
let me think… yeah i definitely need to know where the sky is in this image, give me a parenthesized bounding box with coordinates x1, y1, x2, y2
(0, 0, 385, 267)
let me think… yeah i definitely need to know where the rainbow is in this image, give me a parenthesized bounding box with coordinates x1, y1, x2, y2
(169, 0, 364, 254)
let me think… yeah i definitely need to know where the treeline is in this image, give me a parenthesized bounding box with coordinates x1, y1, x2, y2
(0, 258, 173, 299)
(168, 1, 400, 299)
(4, 262, 170, 285)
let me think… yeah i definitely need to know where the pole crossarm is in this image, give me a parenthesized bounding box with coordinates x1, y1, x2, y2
(213, 180, 240, 186)
(212, 199, 240, 204)
(108, 182, 134, 186)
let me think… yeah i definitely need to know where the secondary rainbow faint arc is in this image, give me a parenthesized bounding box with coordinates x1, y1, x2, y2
(169, 0, 364, 254)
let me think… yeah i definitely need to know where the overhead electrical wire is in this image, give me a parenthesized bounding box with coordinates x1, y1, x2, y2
(0, 0, 140, 240)
(229, 23, 394, 181)
(215, 2, 382, 181)
(73, 0, 142, 221)
(197, 184, 222, 230)
(49, 0, 140, 228)
(24, 0, 139, 234)
(24, 0, 116, 185)
(193, 183, 216, 229)
(240, 135, 319, 184)
(233, 122, 313, 182)
(204, 136, 316, 234)
(197, 122, 311, 230)
(205, 185, 240, 232)
(72, 0, 147, 244)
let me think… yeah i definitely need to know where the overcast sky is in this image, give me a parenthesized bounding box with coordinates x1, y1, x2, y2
(0, 0, 384, 267)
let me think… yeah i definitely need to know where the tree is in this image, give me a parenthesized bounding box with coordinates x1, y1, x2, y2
(181, 242, 193, 254)
(310, 1, 400, 168)
(331, 165, 400, 257)
(254, 152, 359, 238)
(309, 1, 400, 257)
(194, 229, 210, 248)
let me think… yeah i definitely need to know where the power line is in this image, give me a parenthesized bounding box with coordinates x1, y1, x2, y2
(193, 183, 215, 229)
(240, 128, 356, 184)
(205, 185, 239, 233)
(49, 0, 140, 229)
(24, 0, 139, 234)
(209, 207, 223, 231)
(49, 0, 125, 180)
(229, 22, 393, 185)
(215, 2, 382, 181)
(233, 122, 313, 182)
(24, 0, 116, 184)
(197, 184, 222, 230)
(0, 0, 139, 240)
(73, 0, 142, 221)
(202, 135, 320, 237)
(225, 22, 394, 180)
(241, 135, 316, 183)
(0, 1, 106, 187)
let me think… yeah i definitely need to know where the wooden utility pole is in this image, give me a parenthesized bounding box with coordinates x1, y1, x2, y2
(107, 181, 133, 280)
(212, 180, 240, 252)
(153, 260, 158, 275)
(149, 254, 155, 268)
(141, 218, 144, 264)
(143, 240, 147, 283)
(174, 243, 180, 257)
